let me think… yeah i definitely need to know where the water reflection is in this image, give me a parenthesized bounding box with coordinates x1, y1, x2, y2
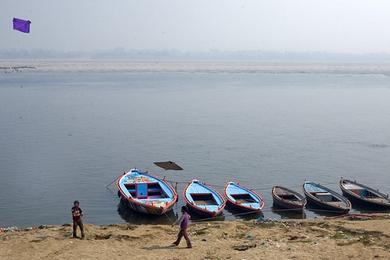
(304, 203, 346, 217)
(348, 199, 390, 213)
(117, 200, 177, 225)
(271, 207, 306, 219)
(225, 206, 265, 221)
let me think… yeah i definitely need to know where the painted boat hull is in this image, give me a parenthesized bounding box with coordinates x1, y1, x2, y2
(116, 169, 177, 216)
(184, 180, 225, 218)
(303, 182, 351, 214)
(272, 186, 306, 212)
(340, 179, 390, 209)
(117, 199, 177, 225)
(305, 196, 349, 213)
(224, 182, 264, 213)
(272, 199, 304, 210)
(225, 200, 262, 212)
(186, 204, 221, 217)
(341, 191, 390, 210)
(120, 197, 176, 215)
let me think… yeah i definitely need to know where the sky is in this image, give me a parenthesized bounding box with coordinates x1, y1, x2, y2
(1, 0, 390, 54)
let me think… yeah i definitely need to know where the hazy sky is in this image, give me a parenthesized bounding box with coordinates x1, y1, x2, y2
(1, 0, 390, 53)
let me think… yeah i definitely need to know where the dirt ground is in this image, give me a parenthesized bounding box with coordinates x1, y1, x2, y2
(1, 215, 390, 260)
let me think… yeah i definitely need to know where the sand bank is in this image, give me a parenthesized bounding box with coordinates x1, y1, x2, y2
(1, 215, 390, 260)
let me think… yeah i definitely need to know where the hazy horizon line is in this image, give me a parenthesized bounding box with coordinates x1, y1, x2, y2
(2, 48, 390, 62)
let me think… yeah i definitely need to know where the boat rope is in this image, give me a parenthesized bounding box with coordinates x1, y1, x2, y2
(112, 173, 390, 195)
(163, 212, 175, 223)
(105, 176, 120, 188)
(163, 178, 343, 194)
(106, 186, 123, 206)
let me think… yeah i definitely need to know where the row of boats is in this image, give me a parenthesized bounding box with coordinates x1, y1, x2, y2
(116, 169, 390, 217)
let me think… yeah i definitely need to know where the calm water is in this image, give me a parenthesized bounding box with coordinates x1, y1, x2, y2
(1, 64, 390, 227)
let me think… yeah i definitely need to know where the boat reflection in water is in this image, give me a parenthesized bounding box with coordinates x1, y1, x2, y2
(271, 206, 307, 219)
(225, 205, 264, 221)
(304, 204, 346, 217)
(345, 203, 390, 213)
(117, 200, 177, 225)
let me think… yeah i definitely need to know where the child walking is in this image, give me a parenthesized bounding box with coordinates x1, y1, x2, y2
(71, 200, 85, 239)
(172, 206, 192, 248)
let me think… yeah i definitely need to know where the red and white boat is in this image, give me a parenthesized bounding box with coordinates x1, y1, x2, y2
(117, 169, 178, 215)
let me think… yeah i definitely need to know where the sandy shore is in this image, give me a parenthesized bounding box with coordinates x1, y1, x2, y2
(1, 214, 390, 260)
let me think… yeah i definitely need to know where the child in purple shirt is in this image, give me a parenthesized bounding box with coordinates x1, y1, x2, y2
(172, 206, 192, 248)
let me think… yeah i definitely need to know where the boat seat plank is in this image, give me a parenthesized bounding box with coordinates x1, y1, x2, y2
(343, 183, 363, 190)
(312, 192, 331, 195)
(147, 188, 162, 192)
(327, 201, 346, 207)
(230, 194, 257, 203)
(279, 194, 300, 201)
(275, 190, 293, 196)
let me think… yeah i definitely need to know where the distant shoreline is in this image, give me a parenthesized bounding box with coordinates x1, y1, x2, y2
(1, 60, 390, 76)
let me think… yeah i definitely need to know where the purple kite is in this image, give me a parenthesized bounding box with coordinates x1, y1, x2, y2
(13, 18, 31, 33)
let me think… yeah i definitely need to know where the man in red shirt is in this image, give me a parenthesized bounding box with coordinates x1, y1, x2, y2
(71, 200, 85, 239)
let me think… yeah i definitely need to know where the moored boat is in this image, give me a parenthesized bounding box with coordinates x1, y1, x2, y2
(303, 181, 351, 214)
(340, 179, 390, 209)
(272, 186, 306, 211)
(116, 169, 178, 215)
(224, 182, 264, 212)
(183, 180, 225, 217)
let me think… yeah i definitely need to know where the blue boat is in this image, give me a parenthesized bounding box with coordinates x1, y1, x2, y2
(303, 181, 351, 214)
(183, 180, 226, 217)
(224, 182, 264, 212)
(116, 169, 178, 215)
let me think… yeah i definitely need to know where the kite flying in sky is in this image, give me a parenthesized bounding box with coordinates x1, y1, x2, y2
(13, 18, 31, 33)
